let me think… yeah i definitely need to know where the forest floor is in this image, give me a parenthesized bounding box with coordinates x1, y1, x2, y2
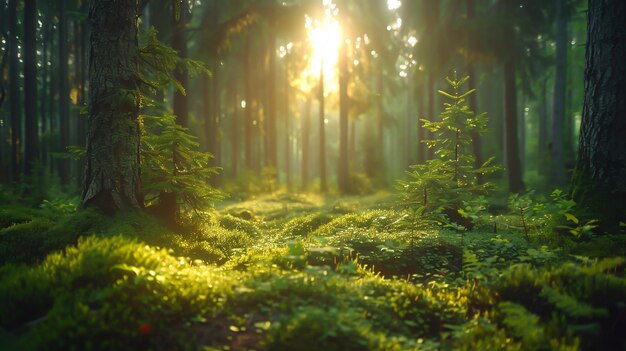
(1, 191, 626, 350)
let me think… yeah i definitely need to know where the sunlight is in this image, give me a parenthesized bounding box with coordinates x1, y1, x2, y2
(302, 3, 341, 94)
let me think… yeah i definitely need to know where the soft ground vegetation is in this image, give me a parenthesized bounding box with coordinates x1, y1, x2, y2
(1, 190, 625, 351)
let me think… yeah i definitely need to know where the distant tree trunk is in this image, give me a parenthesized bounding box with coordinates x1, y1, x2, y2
(284, 63, 291, 190)
(551, 0, 567, 186)
(231, 89, 239, 177)
(39, 16, 49, 167)
(338, 40, 349, 193)
(0, 2, 7, 178)
(466, 0, 483, 180)
(467, 72, 483, 179)
(416, 83, 426, 164)
(349, 118, 356, 163)
(267, 8, 278, 177)
(209, 61, 220, 187)
(318, 61, 327, 192)
(8, 0, 21, 180)
(58, 0, 70, 186)
(172, 0, 189, 127)
(244, 37, 253, 171)
(426, 74, 435, 160)
(502, 1, 524, 193)
(405, 82, 410, 167)
(301, 95, 311, 190)
(538, 78, 549, 175)
(571, 0, 626, 227)
(377, 66, 385, 167)
(81, 0, 142, 214)
(24, 0, 38, 178)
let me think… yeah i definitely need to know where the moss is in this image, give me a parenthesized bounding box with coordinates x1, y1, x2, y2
(0, 206, 36, 229)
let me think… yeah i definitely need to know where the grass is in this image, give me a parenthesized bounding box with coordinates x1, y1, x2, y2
(0, 192, 624, 350)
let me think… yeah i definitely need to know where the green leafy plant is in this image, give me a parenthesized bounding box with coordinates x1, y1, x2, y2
(397, 75, 498, 230)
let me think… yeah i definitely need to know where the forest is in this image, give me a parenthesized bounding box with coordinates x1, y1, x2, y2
(0, 0, 625, 350)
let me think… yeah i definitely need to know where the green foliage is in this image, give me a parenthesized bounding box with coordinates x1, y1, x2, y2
(141, 113, 223, 213)
(397, 75, 498, 229)
(135, 29, 221, 219)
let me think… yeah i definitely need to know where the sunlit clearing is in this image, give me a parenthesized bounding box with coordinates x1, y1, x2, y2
(303, 10, 341, 93)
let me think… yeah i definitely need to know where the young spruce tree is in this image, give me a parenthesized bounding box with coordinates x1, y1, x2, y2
(397, 75, 498, 229)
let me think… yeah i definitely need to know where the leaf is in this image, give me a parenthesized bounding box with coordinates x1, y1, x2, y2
(564, 213, 579, 225)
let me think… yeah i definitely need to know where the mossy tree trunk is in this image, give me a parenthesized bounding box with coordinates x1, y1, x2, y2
(81, 0, 143, 215)
(571, 0, 626, 226)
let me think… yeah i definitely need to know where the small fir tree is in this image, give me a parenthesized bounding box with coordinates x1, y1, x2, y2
(137, 28, 222, 222)
(397, 75, 498, 229)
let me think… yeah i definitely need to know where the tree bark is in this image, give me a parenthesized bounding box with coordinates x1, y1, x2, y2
(301, 95, 311, 190)
(338, 40, 349, 193)
(538, 78, 549, 175)
(318, 60, 327, 193)
(24, 0, 38, 177)
(81, 0, 142, 214)
(571, 0, 626, 226)
(502, 1, 524, 193)
(466, 0, 483, 181)
(172, 0, 189, 127)
(8, 0, 21, 180)
(244, 36, 253, 171)
(231, 89, 239, 178)
(59, 0, 70, 185)
(284, 61, 291, 190)
(266, 7, 278, 176)
(551, 0, 567, 186)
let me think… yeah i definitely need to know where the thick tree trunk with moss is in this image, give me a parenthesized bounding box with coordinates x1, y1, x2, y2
(81, 0, 142, 214)
(571, 0, 626, 226)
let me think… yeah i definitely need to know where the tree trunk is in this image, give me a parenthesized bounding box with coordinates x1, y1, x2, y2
(8, 0, 21, 180)
(502, 1, 524, 193)
(232, 89, 239, 177)
(244, 36, 253, 171)
(58, 0, 70, 186)
(571, 0, 626, 227)
(538, 78, 548, 175)
(338, 40, 349, 193)
(318, 60, 327, 192)
(416, 83, 426, 164)
(301, 96, 311, 190)
(172, 0, 189, 127)
(209, 61, 220, 187)
(24, 0, 38, 177)
(551, 0, 567, 186)
(81, 0, 142, 214)
(267, 8, 278, 177)
(39, 15, 49, 167)
(284, 62, 291, 190)
(466, 0, 483, 180)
